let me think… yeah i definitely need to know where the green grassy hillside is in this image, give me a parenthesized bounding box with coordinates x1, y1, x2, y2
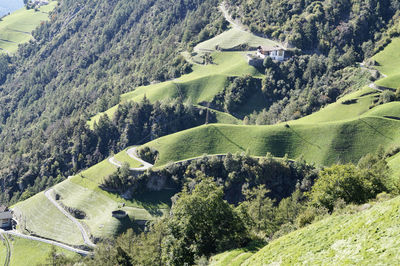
(89, 51, 262, 126)
(374, 38, 400, 88)
(143, 113, 400, 168)
(293, 86, 379, 124)
(0, 240, 5, 265)
(0, 1, 57, 53)
(114, 148, 143, 168)
(14, 156, 173, 243)
(234, 196, 400, 265)
(13, 192, 84, 246)
(10, 236, 77, 265)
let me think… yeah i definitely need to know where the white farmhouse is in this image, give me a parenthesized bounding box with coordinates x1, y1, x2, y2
(257, 46, 286, 61)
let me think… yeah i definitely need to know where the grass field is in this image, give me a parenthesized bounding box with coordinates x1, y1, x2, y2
(210, 248, 257, 266)
(194, 28, 279, 51)
(9, 236, 77, 265)
(231, 196, 400, 265)
(89, 51, 264, 127)
(114, 148, 143, 168)
(13, 192, 84, 246)
(53, 180, 157, 240)
(0, 1, 57, 53)
(374, 38, 400, 88)
(293, 86, 380, 124)
(0, 237, 6, 265)
(14, 154, 173, 243)
(69, 159, 172, 209)
(142, 112, 400, 168)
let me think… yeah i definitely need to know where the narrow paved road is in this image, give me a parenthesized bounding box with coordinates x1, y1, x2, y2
(219, 1, 247, 32)
(44, 189, 96, 248)
(0, 229, 91, 256)
(108, 147, 153, 171)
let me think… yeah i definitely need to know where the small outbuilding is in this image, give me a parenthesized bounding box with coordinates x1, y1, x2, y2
(0, 205, 12, 229)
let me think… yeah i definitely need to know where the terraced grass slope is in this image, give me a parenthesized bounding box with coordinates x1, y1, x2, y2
(374, 38, 400, 88)
(14, 156, 173, 243)
(292, 86, 379, 124)
(144, 114, 400, 167)
(0, 1, 57, 53)
(233, 196, 400, 265)
(9, 236, 77, 266)
(89, 51, 263, 126)
(13, 192, 85, 246)
(114, 148, 143, 168)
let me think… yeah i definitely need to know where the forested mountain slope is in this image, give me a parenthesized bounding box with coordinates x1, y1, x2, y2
(1, 0, 400, 215)
(0, 0, 224, 202)
(225, 0, 400, 56)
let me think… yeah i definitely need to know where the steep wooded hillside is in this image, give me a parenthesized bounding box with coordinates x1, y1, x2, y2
(225, 0, 400, 56)
(0, 0, 224, 202)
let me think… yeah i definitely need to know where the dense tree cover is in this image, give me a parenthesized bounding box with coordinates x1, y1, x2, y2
(209, 54, 370, 123)
(103, 152, 318, 204)
(163, 178, 248, 265)
(226, 0, 400, 57)
(309, 152, 391, 211)
(0, 97, 212, 203)
(248, 55, 370, 124)
(0, 0, 224, 203)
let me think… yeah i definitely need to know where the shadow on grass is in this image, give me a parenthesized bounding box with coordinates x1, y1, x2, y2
(359, 118, 394, 140)
(287, 126, 322, 150)
(211, 125, 245, 151)
(117, 215, 142, 234)
(128, 189, 178, 216)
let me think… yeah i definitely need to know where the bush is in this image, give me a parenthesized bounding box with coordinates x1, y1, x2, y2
(309, 159, 390, 211)
(379, 90, 395, 104)
(163, 178, 248, 265)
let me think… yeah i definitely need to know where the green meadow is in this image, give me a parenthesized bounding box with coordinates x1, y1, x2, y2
(114, 148, 143, 168)
(9, 236, 77, 265)
(374, 38, 400, 88)
(89, 51, 264, 127)
(13, 192, 84, 246)
(239, 196, 400, 265)
(0, 1, 57, 53)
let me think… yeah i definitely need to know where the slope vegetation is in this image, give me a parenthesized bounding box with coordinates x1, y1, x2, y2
(194, 28, 278, 51)
(0, 1, 57, 53)
(140, 85, 400, 168)
(374, 38, 400, 88)
(9, 236, 76, 265)
(239, 196, 400, 265)
(14, 153, 172, 245)
(89, 51, 264, 126)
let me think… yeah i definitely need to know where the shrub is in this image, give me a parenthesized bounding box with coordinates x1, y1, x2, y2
(309, 159, 389, 211)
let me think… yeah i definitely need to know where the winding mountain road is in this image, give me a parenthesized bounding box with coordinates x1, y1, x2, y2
(108, 147, 153, 171)
(0, 229, 91, 256)
(44, 189, 96, 248)
(219, 1, 247, 32)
